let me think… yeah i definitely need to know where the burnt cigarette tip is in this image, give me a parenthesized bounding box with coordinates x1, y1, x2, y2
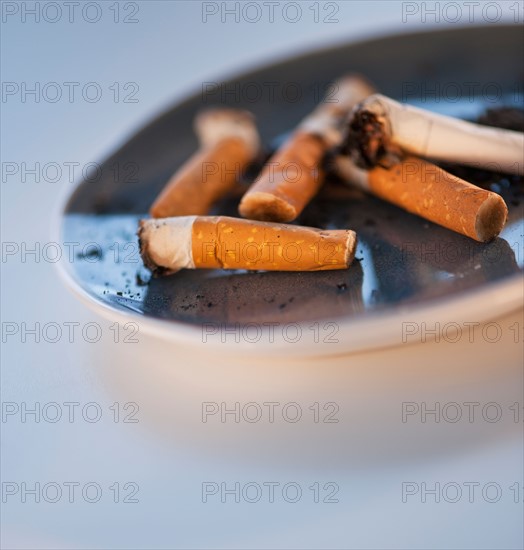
(137, 220, 153, 270)
(341, 106, 389, 169)
(137, 219, 165, 276)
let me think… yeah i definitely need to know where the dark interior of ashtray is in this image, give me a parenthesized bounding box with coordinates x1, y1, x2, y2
(61, 25, 524, 325)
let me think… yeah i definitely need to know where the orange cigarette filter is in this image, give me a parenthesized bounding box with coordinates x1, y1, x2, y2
(337, 155, 508, 242)
(239, 75, 376, 223)
(150, 109, 260, 218)
(138, 216, 357, 275)
(239, 132, 326, 222)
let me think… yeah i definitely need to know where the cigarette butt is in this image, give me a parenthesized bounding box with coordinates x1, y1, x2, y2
(150, 138, 253, 217)
(239, 75, 376, 222)
(239, 132, 326, 222)
(150, 109, 260, 218)
(344, 94, 524, 175)
(138, 216, 357, 275)
(336, 155, 508, 242)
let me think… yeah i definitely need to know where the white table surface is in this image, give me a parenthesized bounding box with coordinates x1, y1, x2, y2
(1, 2, 523, 548)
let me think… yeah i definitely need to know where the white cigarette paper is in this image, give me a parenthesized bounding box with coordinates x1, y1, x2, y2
(346, 94, 524, 175)
(139, 216, 357, 275)
(139, 216, 196, 273)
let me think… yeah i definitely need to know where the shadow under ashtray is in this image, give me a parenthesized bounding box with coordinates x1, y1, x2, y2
(88, 315, 524, 473)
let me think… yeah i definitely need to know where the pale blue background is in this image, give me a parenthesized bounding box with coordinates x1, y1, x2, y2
(1, 1, 522, 548)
